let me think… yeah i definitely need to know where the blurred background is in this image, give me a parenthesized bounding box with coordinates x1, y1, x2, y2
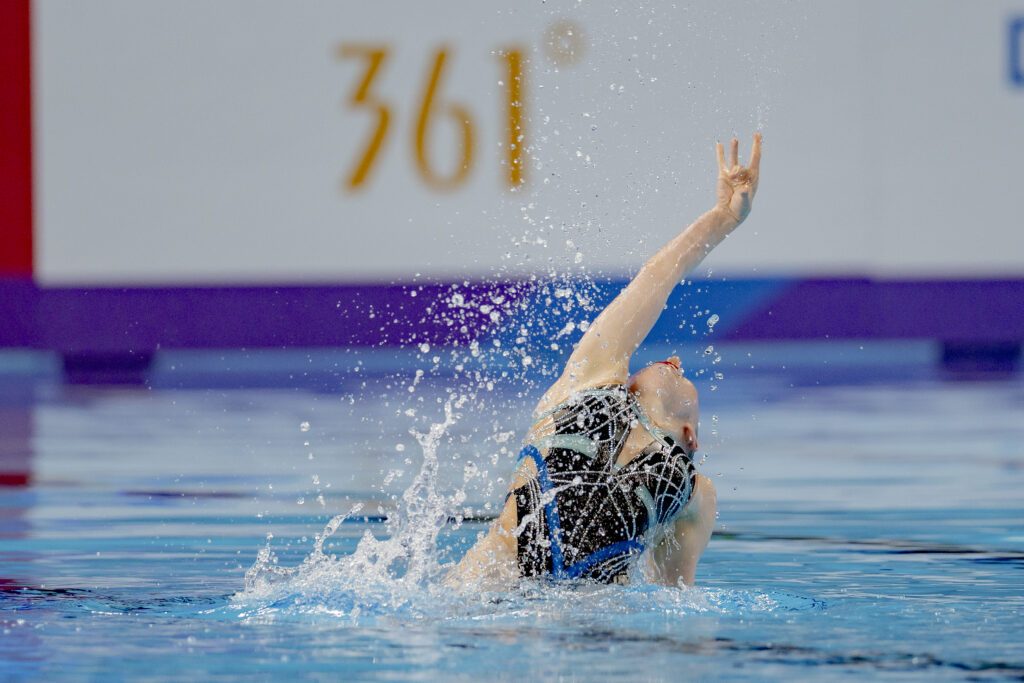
(3, 0, 1024, 494)
(1, 0, 1023, 489)
(2, 0, 1022, 369)
(1, 2, 1023, 678)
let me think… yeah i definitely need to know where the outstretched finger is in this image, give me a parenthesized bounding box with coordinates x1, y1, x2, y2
(730, 138, 739, 167)
(716, 141, 726, 171)
(750, 133, 762, 174)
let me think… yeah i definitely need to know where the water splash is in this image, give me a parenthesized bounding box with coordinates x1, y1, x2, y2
(235, 400, 465, 619)
(233, 393, 812, 624)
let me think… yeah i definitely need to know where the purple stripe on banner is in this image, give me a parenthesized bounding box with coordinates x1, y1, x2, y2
(0, 278, 1022, 352)
(30, 282, 520, 353)
(0, 279, 38, 346)
(726, 279, 1024, 342)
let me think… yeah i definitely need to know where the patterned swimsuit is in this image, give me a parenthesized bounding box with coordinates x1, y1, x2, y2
(510, 386, 697, 583)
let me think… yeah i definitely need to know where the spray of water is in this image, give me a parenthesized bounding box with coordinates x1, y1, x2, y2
(231, 1, 793, 623)
(235, 400, 466, 619)
(232, 386, 811, 624)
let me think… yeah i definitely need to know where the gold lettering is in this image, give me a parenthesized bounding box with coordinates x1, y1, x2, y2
(414, 47, 474, 191)
(337, 44, 391, 190)
(500, 48, 526, 189)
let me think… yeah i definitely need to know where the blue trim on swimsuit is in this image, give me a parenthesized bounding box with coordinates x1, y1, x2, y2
(519, 445, 647, 580)
(521, 445, 566, 576)
(564, 539, 644, 579)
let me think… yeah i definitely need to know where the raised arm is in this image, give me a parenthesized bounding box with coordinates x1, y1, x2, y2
(538, 134, 762, 412)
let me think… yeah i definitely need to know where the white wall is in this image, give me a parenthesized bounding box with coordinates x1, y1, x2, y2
(34, 0, 1024, 284)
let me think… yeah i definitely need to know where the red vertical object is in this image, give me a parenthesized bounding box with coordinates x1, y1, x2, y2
(0, 0, 33, 277)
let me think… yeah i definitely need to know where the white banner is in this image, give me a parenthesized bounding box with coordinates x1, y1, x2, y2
(34, 0, 1024, 283)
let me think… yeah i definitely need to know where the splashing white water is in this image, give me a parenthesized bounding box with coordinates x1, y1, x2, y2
(235, 400, 465, 618)
(231, 394, 811, 624)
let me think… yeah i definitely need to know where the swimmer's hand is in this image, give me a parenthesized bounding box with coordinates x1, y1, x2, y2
(715, 133, 762, 225)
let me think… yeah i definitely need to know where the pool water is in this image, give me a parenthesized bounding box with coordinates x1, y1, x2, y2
(1, 344, 1022, 681)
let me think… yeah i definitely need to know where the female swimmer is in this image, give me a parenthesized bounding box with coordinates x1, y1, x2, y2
(451, 134, 762, 586)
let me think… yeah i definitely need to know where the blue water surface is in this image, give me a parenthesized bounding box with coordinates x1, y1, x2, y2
(0, 342, 1022, 681)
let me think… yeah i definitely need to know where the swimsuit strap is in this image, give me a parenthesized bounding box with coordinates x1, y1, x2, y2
(628, 395, 682, 455)
(533, 384, 678, 457)
(531, 385, 631, 424)
(529, 385, 636, 469)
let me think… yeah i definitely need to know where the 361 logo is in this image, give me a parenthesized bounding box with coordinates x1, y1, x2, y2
(336, 21, 584, 193)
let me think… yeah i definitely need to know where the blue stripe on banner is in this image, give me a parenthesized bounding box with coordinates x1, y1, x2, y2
(1011, 17, 1024, 86)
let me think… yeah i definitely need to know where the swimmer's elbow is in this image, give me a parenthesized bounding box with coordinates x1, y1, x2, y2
(697, 475, 717, 514)
(677, 474, 716, 523)
(665, 476, 717, 586)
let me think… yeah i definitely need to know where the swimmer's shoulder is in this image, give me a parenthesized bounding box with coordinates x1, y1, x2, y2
(533, 377, 628, 420)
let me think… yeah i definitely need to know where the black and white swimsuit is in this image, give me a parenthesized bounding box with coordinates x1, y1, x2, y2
(510, 385, 697, 583)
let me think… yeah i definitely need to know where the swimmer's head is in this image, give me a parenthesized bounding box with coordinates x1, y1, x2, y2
(627, 356, 700, 454)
